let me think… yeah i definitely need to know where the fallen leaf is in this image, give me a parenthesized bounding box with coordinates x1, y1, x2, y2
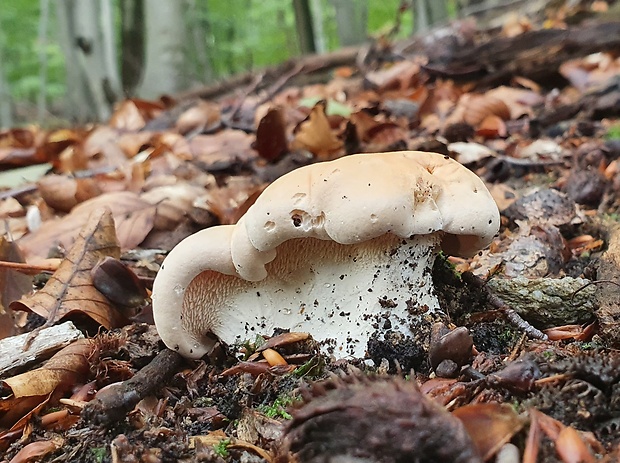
(254, 107, 289, 162)
(0, 238, 32, 340)
(37, 175, 102, 212)
(8, 438, 64, 463)
(18, 191, 155, 260)
(11, 208, 127, 328)
(291, 100, 342, 159)
(463, 94, 511, 126)
(556, 426, 596, 463)
(175, 100, 221, 135)
(453, 403, 524, 461)
(2, 338, 94, 398)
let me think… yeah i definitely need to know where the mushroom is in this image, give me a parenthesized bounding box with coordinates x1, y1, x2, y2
(152, 151, 500, 359)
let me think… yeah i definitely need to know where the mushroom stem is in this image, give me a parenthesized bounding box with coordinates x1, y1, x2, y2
(151, 226, 238, 358)
(182, 232, 442, 359)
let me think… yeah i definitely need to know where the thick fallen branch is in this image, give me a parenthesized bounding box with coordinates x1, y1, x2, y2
(425, 21, 620, 86)
(174, 46, 361, 102)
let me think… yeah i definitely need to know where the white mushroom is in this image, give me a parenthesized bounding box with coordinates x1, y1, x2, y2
(152, 151, 500, 359)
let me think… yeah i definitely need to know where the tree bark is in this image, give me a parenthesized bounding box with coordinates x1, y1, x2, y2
(292, 0, 316, 54)
(331, 0, 367, 47)
(137, 0, 188, 99)
(54, 0, 121, 122)
(37, 0, 51, 122)
(120, 0, 145, 95)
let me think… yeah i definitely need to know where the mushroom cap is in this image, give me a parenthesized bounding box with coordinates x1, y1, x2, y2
(234, 150, 499, 280)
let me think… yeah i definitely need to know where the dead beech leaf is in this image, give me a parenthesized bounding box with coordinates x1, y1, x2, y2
(463, 94, 511, 126)
(254, 107, 288, 162)
(292, 100, 342, 159)
(556, 426, 596, 463)
(37, 175, 102, 212)
(175, 100, 221, 135)
(0, 238, 32, 340)
(452, 403, 524, 461)
(11, 208, 127, 329)
(2, 338, 94, 398)
(18, 191, 155, 260)
(8, 438, 64, 463)
(476, 115, 507, 138)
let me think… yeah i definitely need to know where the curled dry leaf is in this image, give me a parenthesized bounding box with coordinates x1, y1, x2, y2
(452, 403, 524, 461)
(2, 338, 94, 398)
(291, 100, 342, 159)
(463, 94, 511, 126)
(37, 175, 102, 212)
(254, 107, 289, 162)
(11, 208, 127, 329)
(91, 256, 148, 310)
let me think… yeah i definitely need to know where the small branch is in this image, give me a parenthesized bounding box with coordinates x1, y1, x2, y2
(0, 259, 60, 275)
(81, 348, 183, 426)
(462, 272, 548, 340)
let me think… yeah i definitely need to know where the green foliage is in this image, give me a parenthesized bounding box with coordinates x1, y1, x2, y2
(0, 0, 65, 103)
(606, 124, 620, 140)
(259, 394, 296, 420)
(213, 438, 231, 458)
(89, 447, 107, 463)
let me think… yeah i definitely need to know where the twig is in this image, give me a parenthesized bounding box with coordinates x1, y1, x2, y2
(462, 272, 548, 340)
(81, 348, 183, 425)
(0, 259, 59, 275)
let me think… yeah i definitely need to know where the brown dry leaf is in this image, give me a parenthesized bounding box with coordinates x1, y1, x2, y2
(18, 191, 155, 260)
(463, 95, 511, 126)
(254, 107, 289, 162)
(555, 426, 596, 463)
(476, 115, 507, 138)
(109, 99, 164, 131)
(0, 238, 33, 340)
(452, 403, 524, 461)
(11, 208, 127, 328)
(189, 130, 256, 167)
(2, 338, 94, 398)
(7, 437, 64, 463)
(175, 100, 221, 134)
(291, 100, 342, 159)
(37, 175, 102, 212)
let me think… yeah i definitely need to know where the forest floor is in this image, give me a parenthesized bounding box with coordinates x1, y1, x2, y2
(1, 7, 620, 463)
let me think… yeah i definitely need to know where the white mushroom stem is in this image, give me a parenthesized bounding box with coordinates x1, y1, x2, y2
(154, 227, 442, 359)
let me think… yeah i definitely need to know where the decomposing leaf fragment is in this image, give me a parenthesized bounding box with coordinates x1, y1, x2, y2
(10, 208, 127, 329)
(2, 338, 94, 398)
(452, 403, 524, 461)
(0, 238, 32, 340)
(7, 437, 64, 463)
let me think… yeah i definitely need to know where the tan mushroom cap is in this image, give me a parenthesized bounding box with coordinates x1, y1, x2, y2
(152, 151, 500, 358)
(232, 150, 500, 280)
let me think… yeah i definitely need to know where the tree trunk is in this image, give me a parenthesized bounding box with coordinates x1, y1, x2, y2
(413, 0, 449, 33)
(331, 0, 367, 47)
(37, 0, 50, 122)
(120, 0, 145, 95)
(292, 0, 316, 54)
(137, 0, 188, 99)
(54, 0, 121, 122)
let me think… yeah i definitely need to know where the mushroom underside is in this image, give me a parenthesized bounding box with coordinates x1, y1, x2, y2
(182, 232, 443, 359)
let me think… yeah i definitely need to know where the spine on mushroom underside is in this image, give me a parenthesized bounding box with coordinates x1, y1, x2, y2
(152, 226, 237, 358)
